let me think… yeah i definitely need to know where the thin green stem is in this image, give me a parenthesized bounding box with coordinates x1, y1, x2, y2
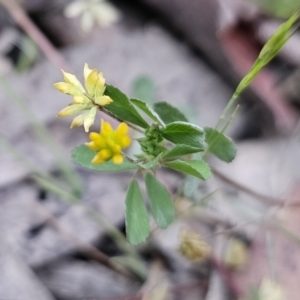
(215, 94, 238, 131)
(221, 105, 240, 134)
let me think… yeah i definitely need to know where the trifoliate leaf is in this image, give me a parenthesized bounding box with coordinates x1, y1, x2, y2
(104, 85, 149, 129)
(204, 127, 236, 162)
(125, 180, 150, 244)
(163, 159, 211, 180)
(153, 102, 188, 124)
(72, 145, 138, 171)
(145, 172, 175, 229)
(162, 122, 206, 149)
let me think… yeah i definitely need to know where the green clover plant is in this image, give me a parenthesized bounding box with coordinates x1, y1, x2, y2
(53, 10, 300, 244)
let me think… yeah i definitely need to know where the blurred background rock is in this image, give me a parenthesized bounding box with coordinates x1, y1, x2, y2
(1, 0, 300, 299)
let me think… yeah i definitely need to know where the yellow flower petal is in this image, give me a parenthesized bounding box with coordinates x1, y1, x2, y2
(95, 95, 113, 106)
(91, 152, 105, 164)
(57, 104, 87, 117)
(112, 144, 121, 153)
(94, 72, 106, 97)
(120, 136, 131, 148)
(73, 95, 89, 104)
(70, 113, 85, 128)
(89, 132, 100, 140)
(116, 122, 129, 136)
(99, 149, 111, 160)
(61, 70, 85, 93)
(101, 119, 113, 136)
(85, 69, 98, 96)
(85, 141, 99, 151)
(83, 107, 98, 132)
(54, 82, 82, 96)
(84, 63, 93, 82)
(112, 154, 123, 164)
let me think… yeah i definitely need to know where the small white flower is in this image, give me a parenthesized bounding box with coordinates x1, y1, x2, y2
(64, 0, 120, 32)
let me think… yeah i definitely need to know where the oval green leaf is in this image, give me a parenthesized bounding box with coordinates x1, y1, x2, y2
(72, 145, 138, 171)
(162, 122, 206, 149)
(145, 172, 175, 229)
(162, 144, 202, 159)
(104, 85, 149, 129)
(204, 127, 236, 162)
(125, 180, 150, 245)
(163, 159, 211, 180)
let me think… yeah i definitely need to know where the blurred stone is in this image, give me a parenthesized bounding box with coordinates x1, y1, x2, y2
(0, 236, 54, 300)
(205, 136, 300, 238)
(0, 168, 129, 268)
(36, 259, 140, 299)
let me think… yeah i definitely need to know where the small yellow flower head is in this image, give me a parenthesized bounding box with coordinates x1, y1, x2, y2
(86, 120, 131, 164)
(179, 230, 211, 262)
(53, 64, 113, 132)
(83, 63, 113, 106)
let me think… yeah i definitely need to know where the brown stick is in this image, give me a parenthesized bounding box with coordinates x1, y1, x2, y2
(0, 0, 70, 70)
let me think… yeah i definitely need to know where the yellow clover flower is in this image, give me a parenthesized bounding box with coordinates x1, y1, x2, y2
(53, 63, 113, 132)
(86, 119, 132, 164)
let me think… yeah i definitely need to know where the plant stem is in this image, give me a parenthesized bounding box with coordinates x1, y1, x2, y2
(215, 94, 238, 131)
(221, 105, 240, 134)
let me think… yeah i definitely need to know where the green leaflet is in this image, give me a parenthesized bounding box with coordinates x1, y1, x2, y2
(125, 180, 150, 245)
(104, 85, 149, 129)
(164, 159, 211, 180)
(162, 144, 202, 159)
(162, 122, 206, 149)
(204, 127, 236, 162)
(145, 172, 175, 229)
